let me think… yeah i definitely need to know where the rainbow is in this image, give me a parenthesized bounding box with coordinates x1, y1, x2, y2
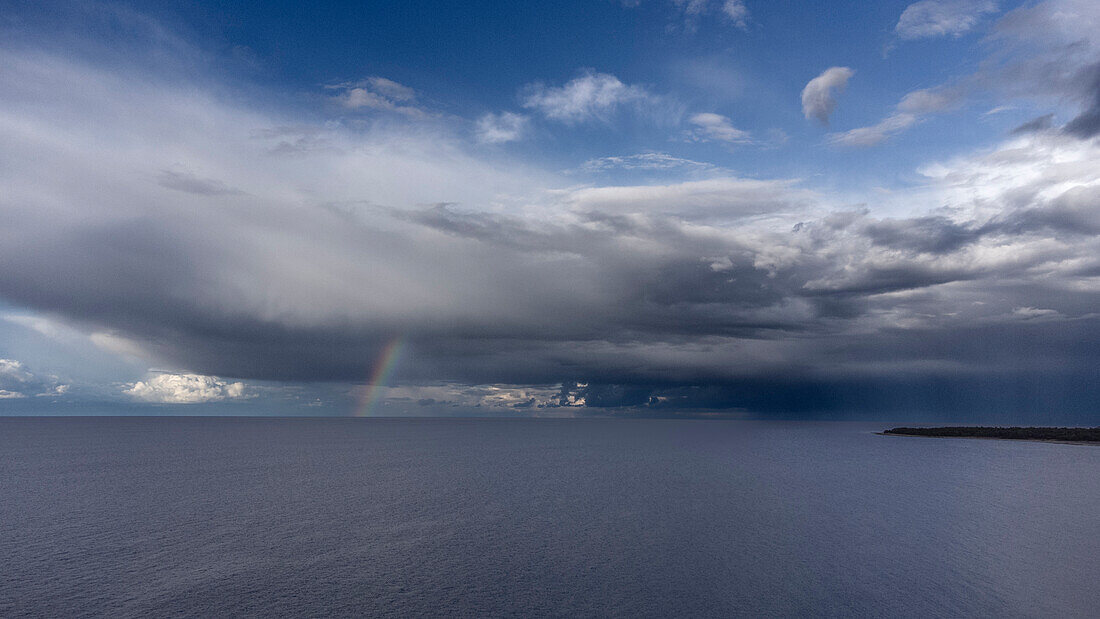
(353, 336, 405, 417)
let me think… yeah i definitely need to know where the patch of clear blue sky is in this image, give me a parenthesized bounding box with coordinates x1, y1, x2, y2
(0, 303, 142, 387)
(8, 0, 1035, 188)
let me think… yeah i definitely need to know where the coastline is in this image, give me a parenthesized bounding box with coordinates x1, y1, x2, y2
(877, 431, 1100, 446)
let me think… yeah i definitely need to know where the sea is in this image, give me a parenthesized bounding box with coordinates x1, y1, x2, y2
(0, 417, 1096, 618)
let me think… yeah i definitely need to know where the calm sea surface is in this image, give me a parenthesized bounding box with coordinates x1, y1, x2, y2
(0, 417, 1097, 617)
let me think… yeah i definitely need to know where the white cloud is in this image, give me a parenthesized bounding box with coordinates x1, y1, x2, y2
(369, 382, 585, 411)
(582, 152, 715, 172)
(637, 0, 750, 29)
(896, 0, 998, 40)
(36, 384, 70, 397)
(0, 50, 559, 345)
(475, 112, 528, 144)
(0, 358, 68, 399)
(850, 0, 1100, 147)
(1010, 307, 1063, 321)
(669, 0, 709, 15)
(124, 372, 249, 404)
(89, 331, 149, 360)
(471, 384, 559, 408)
(565, 177, 811, 219)
(3, 313, 81, 340)
(801, 67, 854, 125)
(0, 359, 33, 383)
(827, 113, 918, 147)
(521, 72, 656, 124)
(330, 76, 425, 117)
(914, 131, 1100, 217)
(897, 88, 956, 115)
(721, 1, 750, 28)
(364, 77, 415, 102)
(831, 82, 968, 148)
(686, 112, 752, 144)
(6, 313, 153, 363)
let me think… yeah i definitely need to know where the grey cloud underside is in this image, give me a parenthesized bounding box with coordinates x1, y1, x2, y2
(157, 170, 244, 196)
(2, 44, 1100, 416)
(1011, 113, 1054, 135)
(1063, 63, 1100, 138)
(3, 178, 1099, 394)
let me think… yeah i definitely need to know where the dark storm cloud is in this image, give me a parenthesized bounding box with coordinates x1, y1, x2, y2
(6, 173, 1096, 398)
(573, 371, 1100, 422)
(862, 215, 981, 254)
(2, 33, 1100, 417)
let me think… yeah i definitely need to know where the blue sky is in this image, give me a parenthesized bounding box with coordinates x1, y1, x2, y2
(7, 0, 1037, 181)
(2, 0, 1099, 419)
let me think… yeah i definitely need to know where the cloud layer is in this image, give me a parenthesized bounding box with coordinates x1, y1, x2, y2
(1, 1, 1100, 417)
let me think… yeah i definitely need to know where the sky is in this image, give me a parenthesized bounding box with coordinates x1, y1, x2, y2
(1, 0, 1099, 420)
